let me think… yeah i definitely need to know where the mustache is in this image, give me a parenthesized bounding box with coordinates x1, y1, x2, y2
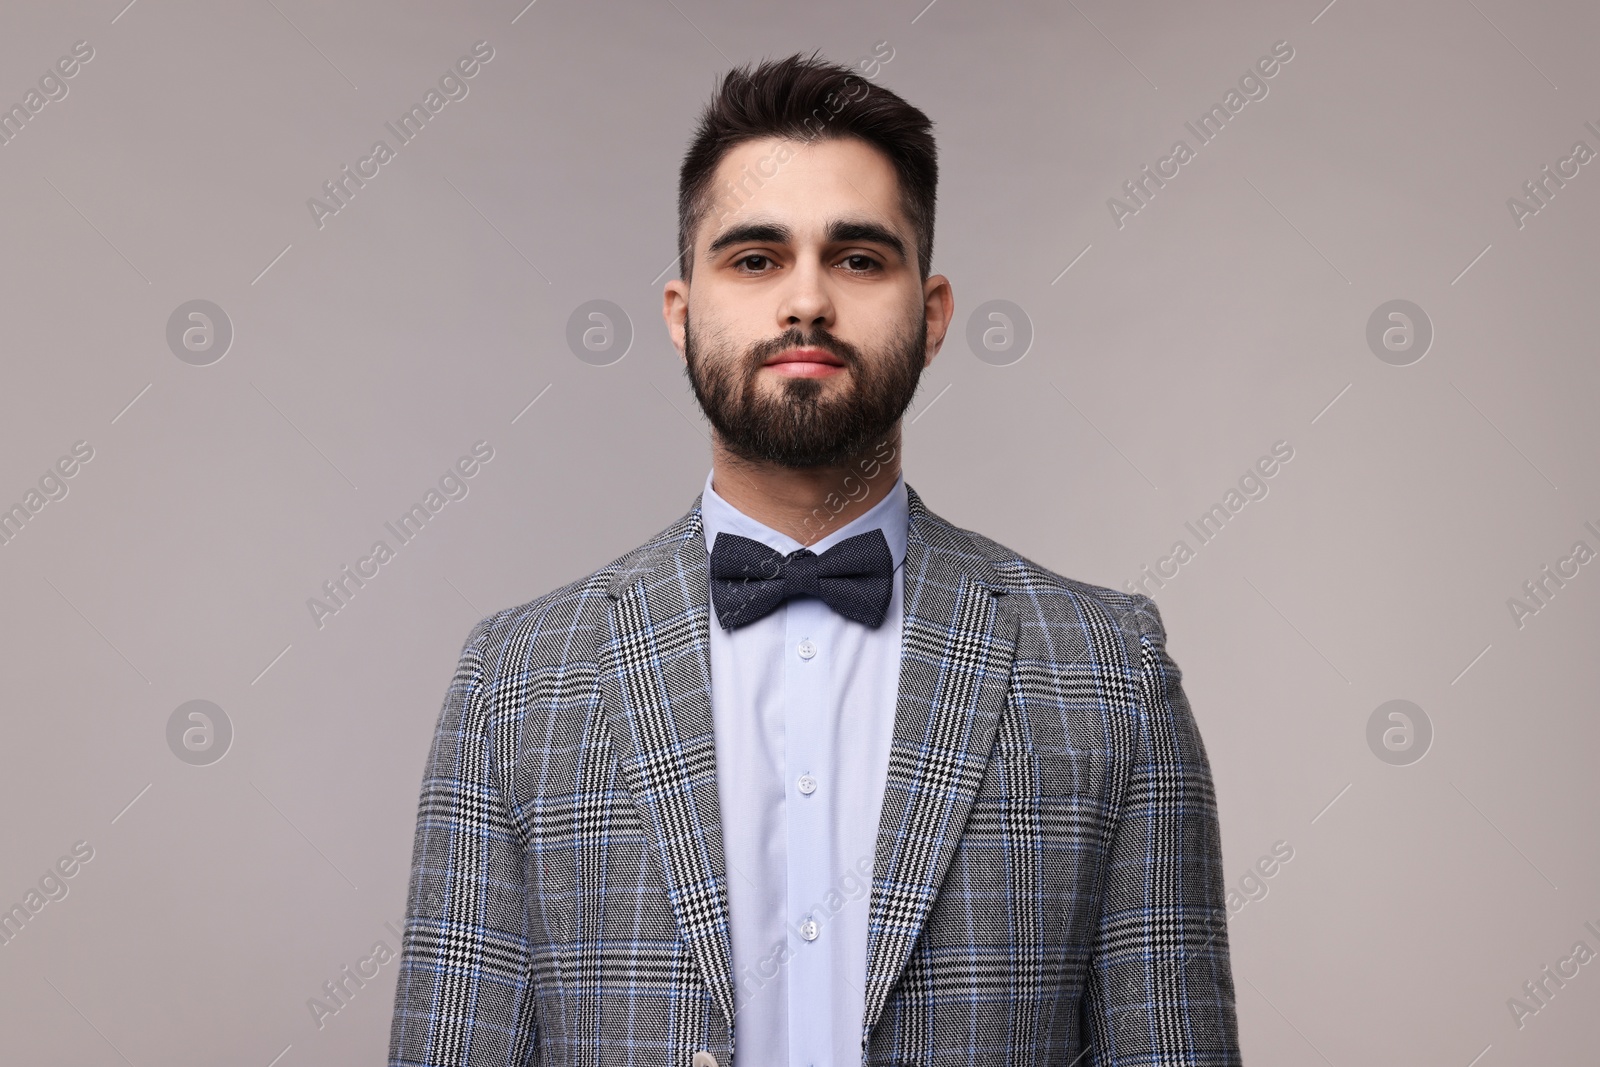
(745, 327, 859, 370)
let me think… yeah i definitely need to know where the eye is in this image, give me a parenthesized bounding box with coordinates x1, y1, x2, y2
(733, 253, 774, 273)
(839, 253, 881, 273)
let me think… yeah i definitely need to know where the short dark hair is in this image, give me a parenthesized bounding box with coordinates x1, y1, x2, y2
(676, 50, 938, 284)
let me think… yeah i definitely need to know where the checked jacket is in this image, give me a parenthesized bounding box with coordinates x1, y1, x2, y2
(387, 484, 1242, 1066)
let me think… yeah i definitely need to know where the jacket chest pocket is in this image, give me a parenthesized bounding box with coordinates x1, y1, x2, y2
(1033, 748, 1108, 799)
(965, 746, 1113, 947)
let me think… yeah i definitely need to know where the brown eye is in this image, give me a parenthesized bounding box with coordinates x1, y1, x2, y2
(842, 254, 879, 272)
(736, 254, 771, 271)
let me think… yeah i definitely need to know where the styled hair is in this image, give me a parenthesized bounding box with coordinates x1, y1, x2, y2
(676, 50, 938, 284)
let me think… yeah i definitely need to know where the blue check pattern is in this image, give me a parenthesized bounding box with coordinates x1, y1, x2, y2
(387, 484, 1241, 1066)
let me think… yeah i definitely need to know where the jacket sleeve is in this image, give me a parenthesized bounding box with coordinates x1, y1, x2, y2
(388, 616, 539, 1066)
(1080, 594, 1241, 1065)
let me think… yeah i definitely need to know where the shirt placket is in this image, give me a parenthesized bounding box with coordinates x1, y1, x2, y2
(785, 595, 833, 1066)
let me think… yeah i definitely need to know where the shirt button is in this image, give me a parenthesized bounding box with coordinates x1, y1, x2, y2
(797, 639, 817, 660)
(797, 774, 817, 795)
(799, 918, 819, 941)
(692, 1053, 719, 1067)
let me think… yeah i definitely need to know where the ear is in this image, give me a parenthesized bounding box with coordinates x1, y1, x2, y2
(921, 273, 954, 366)
(663, 277, 689, 363)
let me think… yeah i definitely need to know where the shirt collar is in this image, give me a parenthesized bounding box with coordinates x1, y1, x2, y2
(700, 466, 909, 572)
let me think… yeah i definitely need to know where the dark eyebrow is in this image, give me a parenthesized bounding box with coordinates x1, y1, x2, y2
(825, 219, 905, 263)
(704, 217, 907, 263)
(706, 222, 791, 258)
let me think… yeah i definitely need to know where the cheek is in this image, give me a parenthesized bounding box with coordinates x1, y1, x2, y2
(684, 309, 735, 362)
(844, 301, 923, 358)
(692, 298, 766, 352)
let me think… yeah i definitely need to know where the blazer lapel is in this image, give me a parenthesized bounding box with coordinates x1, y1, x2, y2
(598, 497, 738, 1034)
(859, 483, 1020, 1037)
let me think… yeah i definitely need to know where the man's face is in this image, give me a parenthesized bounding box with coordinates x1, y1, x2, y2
(664, 135, 951, 469)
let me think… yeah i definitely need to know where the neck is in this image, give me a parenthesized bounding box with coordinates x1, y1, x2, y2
(709, 427, 903, 547)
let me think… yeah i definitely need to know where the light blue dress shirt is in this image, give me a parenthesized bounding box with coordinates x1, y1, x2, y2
(699, 467, 909, 1067)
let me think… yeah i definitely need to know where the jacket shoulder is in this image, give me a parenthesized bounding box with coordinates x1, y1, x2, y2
(460, 502, 699, 669)
(931, 509, 1162, 646)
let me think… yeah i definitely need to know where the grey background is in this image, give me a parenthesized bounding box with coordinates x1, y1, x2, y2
(2, 0, 1596, 1063)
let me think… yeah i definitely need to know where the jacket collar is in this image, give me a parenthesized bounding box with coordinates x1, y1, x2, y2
(599, 483, 1019, 1042)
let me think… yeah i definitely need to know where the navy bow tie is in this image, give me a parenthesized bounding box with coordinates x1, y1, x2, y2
(708, 528, 894, 631)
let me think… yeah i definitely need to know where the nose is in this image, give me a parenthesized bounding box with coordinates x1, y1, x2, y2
(776, 257, 834, 333)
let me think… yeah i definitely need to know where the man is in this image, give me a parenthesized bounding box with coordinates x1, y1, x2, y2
(389, 52, 1240, 1067)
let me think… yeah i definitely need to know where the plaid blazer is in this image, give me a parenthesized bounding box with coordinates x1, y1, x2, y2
(388, 484, 1241, 1066)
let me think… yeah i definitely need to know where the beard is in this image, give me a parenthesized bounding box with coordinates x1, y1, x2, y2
(682, 308, 928, 469)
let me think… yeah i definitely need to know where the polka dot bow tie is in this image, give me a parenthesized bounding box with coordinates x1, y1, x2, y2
(708, 528, 894, 631)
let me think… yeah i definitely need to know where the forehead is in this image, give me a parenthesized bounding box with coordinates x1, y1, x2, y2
(702, 135, 910, 244)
